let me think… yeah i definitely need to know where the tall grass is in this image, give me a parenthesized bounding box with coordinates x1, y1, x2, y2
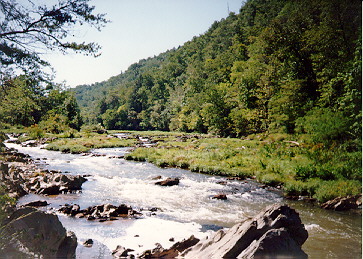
(125, 133, 362, 202)
(46, 135, 137, 153)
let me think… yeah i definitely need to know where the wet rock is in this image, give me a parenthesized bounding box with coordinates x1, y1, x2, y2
(112, 245, 135, 258)
(212, 194, 227, 200)
(23, 200, 48, 207)
(155, 177, 180, 187)
(321, 195, 362, 211)
(139, 236, 200, 258)
(2, 207, 77, 258)
(34, 174, 87, 195)
(83, 239, 94, 247)
(180, 204, 308, 258)
(58, 203, 142, 221)
(0, 155, 87, 197)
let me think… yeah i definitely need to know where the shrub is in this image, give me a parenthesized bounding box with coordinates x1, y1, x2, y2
(26, 124, 44, 139)
(39, 114, 70, 134)
(313, 180, 362, 203)
(296, 108, 351, 144)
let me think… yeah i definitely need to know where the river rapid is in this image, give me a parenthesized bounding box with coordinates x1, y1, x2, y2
(5, 142, 362, 258)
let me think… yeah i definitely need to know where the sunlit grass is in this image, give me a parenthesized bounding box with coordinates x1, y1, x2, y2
(124, 133, 362, 202)
(46, 134, 137, 153)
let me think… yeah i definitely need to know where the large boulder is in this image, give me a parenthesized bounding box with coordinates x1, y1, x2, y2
(181, 204, 308, 258)
(1, 207, 77, 258)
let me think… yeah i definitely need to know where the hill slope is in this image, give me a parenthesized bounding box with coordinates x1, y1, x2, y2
(74, 0, 361, 139)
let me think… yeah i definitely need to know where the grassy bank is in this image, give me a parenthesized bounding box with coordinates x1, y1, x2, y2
(45, 133, 137, 153)
(124, 133, 361, 203)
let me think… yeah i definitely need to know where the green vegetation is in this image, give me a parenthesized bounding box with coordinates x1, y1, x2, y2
(125, 132, 361, 203)
(75, 0, 361, 141)
(45, 133, 136, 154)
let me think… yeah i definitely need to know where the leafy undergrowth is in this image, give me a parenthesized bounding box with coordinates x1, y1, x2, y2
(125, 133, 362, 203)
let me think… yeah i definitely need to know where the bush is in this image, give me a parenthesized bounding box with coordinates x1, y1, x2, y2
(25, 124, 44, 139)
(313, 180, 362, 202)
(296, 108, 351, 144)
(39, 114, 70, 134)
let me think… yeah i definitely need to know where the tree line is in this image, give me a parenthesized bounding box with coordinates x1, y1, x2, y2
(74, 0, 361, 143)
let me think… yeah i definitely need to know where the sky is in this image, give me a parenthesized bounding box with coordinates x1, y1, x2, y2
(43, 0, 244, 88)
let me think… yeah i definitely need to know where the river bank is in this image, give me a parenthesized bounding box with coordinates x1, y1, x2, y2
(0, 133, 362, 258)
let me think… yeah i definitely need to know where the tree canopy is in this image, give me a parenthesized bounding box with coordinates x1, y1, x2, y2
(0, 0, 108, 82)
(74, 0, 361, 142)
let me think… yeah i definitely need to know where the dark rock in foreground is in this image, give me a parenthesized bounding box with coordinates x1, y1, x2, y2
(1, 207, 77, 258)
(127, 204, 308, 258)
(180, 204, 308, 258)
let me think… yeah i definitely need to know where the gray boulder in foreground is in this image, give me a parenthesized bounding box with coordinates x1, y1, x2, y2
(180, 204, 308, 258)
(1, 207, 77, 258)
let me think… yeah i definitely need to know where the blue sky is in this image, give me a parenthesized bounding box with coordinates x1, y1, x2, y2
(44, 0, 244, 87)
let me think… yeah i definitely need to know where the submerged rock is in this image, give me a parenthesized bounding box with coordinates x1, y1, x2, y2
(1, 207, 77, 258)
(212, 194, 227, 200)
(155, 177, 180, 187)
(83, 239, 94, 247)
(180, 204, 308, 258)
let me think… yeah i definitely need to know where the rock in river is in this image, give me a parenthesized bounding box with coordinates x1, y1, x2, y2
(321, 194, 362, 211)
(1, 207, 77, 258)
(180, 204, 308, 258)
(155, 177, 180, 186)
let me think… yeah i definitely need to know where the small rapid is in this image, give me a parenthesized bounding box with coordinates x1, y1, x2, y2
(5, 142, 362, 258)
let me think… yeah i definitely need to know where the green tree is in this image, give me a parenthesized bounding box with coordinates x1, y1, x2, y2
(0, 0, 108, 82)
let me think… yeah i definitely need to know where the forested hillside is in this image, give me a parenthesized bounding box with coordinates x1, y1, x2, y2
(75, 0, 361, 140)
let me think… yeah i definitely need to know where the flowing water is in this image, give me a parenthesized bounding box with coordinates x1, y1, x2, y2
(5, 142, 362, 258)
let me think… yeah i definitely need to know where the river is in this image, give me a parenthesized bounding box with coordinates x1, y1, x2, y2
(5, 142, 362, 258)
